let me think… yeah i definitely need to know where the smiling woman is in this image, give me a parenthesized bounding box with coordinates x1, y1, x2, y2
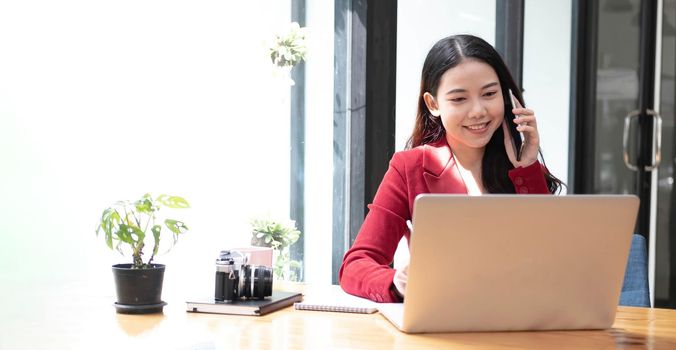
(407, 35, 563, 195)
(423, 60, 506, 195)
(339, 34, 564, 303)
(423, 60, 506, 193)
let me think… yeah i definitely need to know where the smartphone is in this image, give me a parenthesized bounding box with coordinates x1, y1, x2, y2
(506, 89, 524, 161)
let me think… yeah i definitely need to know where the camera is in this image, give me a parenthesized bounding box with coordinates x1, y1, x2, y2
(214, 250, 273, 302)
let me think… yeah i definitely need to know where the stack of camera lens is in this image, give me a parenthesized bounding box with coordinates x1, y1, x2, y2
(214, 250, 273, 302)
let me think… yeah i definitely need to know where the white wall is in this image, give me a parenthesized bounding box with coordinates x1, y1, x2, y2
(523, 0, 572, 189)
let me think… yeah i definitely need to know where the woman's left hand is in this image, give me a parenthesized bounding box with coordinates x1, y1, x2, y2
(502, 99, 539, 168)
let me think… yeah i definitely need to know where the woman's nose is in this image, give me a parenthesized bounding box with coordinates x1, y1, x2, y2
(468, 99, 487, 119)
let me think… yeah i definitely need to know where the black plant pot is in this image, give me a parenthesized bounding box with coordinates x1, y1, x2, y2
(112, 263, 167, 314)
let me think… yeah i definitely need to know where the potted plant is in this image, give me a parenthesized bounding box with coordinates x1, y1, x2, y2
(250, 218, 302, 281)
(96, 193, 190, 314)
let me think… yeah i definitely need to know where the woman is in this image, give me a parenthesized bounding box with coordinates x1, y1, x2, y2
(339, 34, 564, 303)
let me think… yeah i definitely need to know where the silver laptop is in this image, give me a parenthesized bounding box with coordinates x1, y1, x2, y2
(378, 194, 639, 333)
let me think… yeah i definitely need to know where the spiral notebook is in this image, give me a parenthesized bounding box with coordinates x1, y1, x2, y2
(293, 287, 378, 314)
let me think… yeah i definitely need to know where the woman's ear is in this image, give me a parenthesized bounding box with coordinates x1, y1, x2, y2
(423, 92, 440, 117)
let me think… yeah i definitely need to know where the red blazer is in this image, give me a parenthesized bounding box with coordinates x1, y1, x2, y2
(338, 139, 551, 303)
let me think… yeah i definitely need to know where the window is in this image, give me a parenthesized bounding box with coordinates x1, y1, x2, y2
(0, 0, 339, 290)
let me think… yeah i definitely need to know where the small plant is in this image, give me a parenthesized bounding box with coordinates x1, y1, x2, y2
(250, 217, 301, 281)
(269, 22, 307, 68)
(96, 194, 190, 269)
(251, 218, 300, 249)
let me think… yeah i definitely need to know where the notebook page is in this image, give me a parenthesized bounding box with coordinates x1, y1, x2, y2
(294, 287, 378, 314)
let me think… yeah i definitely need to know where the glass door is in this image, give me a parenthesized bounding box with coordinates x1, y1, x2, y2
(577, 0, 675, 307)
(593, 0, 641, 197)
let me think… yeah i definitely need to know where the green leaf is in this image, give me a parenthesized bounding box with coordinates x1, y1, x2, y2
(117, 223, 144, 244)
(131, 225, 145, 242)
(115, 224, 133, 244)
(134, 197, 154, 214)
(98, 208, 122, 250)
(164, 219, 188, 235)
(156, 195, 190, 209)
(151, 225, 161, 256)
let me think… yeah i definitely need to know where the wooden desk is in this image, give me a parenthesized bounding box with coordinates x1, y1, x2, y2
(3, 281, 676, 349)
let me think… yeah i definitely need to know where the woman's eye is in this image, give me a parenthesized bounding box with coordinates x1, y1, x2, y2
(449, 97, 465, 103)
(484, 91, 497, 97)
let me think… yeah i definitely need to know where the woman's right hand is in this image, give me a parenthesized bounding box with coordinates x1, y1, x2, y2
(501, 98, 540, 168)
(393, 264, 409, 298)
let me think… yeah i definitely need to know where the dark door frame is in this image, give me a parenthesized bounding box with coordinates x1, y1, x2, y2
(496, 0, 525, 88)
(635, 0, 658, 242)
(569, 0, 599, 195)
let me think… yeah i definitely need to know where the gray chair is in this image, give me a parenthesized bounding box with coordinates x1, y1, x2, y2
(619, 234, 651, 307)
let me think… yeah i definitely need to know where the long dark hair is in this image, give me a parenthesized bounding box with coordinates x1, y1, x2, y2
(405, 34, 563, 194)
